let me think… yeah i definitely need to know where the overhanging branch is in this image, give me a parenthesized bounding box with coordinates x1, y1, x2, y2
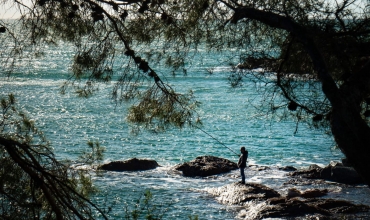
(226, 5, 340, 106)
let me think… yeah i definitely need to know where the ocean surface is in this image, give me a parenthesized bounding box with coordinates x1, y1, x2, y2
(1, 41, 369, 219)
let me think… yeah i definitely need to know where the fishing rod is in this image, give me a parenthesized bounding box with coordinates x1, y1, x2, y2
(193, 124, 240, 157)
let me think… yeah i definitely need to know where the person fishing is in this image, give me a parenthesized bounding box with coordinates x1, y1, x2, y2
(237, 146, 248, 184)
(193, 125, 249, 183)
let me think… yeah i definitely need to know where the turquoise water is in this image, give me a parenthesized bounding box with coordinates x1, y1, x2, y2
(1, 72, 341, 167)
(0, 42, 354, 219)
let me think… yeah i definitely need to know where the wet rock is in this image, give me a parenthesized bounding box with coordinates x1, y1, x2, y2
(289, 164, 323, 179)
(173, 156, 238, 177)
(206, 181, 370, 219)
(301, 189, 329, 198)
(260, 197, 330, 219)
(286, 188, 301, 198)
(287, 188, 328, 198)
(321, 162, 363, 184)
(258, 198, 370, 219)
(205, 182, 280, 205)
(279, 166, 297, 172)
(249, 165, 270, 171)
(98, 158, 159, 171)
(289, 162, 364, 185)
(284, 178, 326, 186)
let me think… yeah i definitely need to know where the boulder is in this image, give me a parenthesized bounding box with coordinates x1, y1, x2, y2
(320, 162, 363, 184)
(173, 156, 238, 177)
(289, 162, 364, 184)
(289, 164, 323, 179)
(98, 158, 159, 171)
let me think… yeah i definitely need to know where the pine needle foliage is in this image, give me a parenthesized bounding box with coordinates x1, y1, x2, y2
(2, 0, 369, 131)
(0, 94, 107, 219)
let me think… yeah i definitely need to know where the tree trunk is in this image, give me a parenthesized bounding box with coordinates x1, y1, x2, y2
(231, 6, 370, 186)
(331, 108, 370, 186)
(331, 62, 370, 186)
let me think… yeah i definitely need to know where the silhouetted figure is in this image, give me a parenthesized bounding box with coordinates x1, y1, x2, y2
(238, 146, 248, 184)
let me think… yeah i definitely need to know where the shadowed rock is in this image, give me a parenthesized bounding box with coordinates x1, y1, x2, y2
(321, 162, 363, 184)
(289, 164, 322, 179)
(258, 198, 370, 219)
(289, 162, 364, 184)
(279, 166, 297, 172)
(207, 182, 369, 219)
(174, 156, 238, 177)
(99, 158, 159, 171)
(259, 197, 330, 218)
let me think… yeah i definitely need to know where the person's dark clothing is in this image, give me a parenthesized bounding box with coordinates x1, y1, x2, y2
(238, 151, 248, 168)
(240, 167, 245, 184)
(238, 151, 248, 184)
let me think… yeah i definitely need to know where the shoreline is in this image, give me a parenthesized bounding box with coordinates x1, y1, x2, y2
(95, 157, 370, 219)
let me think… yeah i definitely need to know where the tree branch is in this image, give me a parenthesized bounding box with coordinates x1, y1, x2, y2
(229, 6, 341, 107)
(0, 137, 64, 220)
(0, 136, 109, 219)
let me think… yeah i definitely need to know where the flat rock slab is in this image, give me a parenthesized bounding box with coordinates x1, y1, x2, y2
(174, 155, 238, 177)
(98, 158, 159, 171)
(205, 182, 280, 205)
(287, 188, 329, 198)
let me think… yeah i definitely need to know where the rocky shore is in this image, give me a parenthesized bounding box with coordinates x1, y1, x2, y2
(206, 182, 369, 219)
(98, 156, 370, 219)
(288, 161, 364, 185)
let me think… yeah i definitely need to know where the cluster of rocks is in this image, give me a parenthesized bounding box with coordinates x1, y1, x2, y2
(289, 161, 364, 185)
(207, 182, 369, 219)
(98, 155, 238, 176)
(98, 156, 369, 219)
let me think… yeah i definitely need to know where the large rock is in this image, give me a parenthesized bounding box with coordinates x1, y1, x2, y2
(174, 156, 238, 177)
(205, 182, 280, 205)
(289, 162, 364, 184)
(98, 158, 159, 171)
(320, 161, 363, 184)
(207, 182, 369, 219)
(257, 198, 370, 219)
(289, 164, 322, 179)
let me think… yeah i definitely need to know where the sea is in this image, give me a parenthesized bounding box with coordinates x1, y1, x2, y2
(1, 40, 370, 219)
